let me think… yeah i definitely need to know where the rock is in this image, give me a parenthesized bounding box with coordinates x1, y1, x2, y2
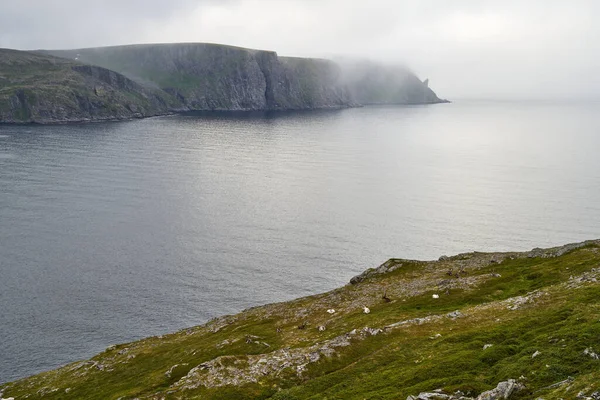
(446, 310, 464, 319)
(532, 350, 541, 358)
(432, 294, 440, 299)
(318, 326, 326, 332)
(476, 379, 524, 400)
(327, 309, 336, 314)
(349, 259, 406, 284)
(410, 392, 450, 400)
(363, 306, 370, 314)
(363, 327, 382, 336)
(483, 344, 493, 350)
(583, 347, 599, 359)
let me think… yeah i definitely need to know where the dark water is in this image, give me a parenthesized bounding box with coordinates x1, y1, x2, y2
(1, 101, 600, 383)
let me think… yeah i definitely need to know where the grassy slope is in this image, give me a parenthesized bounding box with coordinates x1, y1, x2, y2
(0, 48, 178, 123)
(43, 44, 253, 90)
(2, 241, 599, 399)
(43, 44, 263, 105)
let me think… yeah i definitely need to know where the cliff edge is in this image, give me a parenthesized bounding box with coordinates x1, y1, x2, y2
(44, 43, 354, 112)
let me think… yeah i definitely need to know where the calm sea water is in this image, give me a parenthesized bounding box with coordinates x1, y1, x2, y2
(1, 101, 600, 383)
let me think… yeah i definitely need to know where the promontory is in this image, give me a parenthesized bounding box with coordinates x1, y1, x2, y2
(0, 43, 447, 124)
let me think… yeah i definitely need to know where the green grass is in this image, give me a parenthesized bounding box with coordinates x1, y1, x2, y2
(2, 242, 600, 399)
(0, 48, 177, 123)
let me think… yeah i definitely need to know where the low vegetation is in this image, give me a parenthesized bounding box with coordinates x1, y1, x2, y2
(0, 48, 177, 123)
(2, 240, 599, 399)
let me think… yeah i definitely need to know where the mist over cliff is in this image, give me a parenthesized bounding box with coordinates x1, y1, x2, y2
(1, 42, 446, 124)
(45, 43, 447, 111)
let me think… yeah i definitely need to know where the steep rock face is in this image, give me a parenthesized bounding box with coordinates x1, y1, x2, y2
(1, 44, 448, 123)
(0, 49, 179, 124)
(274, 57, 352, 109)
(45, 43, 441, 112)
(46, 44, 352, 111)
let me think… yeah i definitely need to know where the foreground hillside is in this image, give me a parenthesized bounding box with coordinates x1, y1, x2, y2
(4, 240, 599, 399)
(0, 49, 178, 123)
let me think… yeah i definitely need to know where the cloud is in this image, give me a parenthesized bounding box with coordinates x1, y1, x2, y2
(1, 0, 598, 99)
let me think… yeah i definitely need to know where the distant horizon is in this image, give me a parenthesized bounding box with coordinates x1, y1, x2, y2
(1, 1, 598, 100)
(4, 38, 599, 102)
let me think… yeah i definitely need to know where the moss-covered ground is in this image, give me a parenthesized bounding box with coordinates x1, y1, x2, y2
(2, 241, 599, 399)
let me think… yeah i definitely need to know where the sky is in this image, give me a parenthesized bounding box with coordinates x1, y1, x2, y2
(1, 0, 599, 100)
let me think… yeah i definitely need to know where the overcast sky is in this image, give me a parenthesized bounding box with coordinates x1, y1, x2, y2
(1, 0, 599, 99)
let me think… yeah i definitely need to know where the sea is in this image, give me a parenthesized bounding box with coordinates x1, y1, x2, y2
(1, 100, 600, 383)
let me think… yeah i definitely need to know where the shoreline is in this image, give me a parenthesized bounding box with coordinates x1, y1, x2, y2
(0, 101, 451, 126)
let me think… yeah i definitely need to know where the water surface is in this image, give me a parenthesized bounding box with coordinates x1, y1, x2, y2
(1, 101, 600, 382)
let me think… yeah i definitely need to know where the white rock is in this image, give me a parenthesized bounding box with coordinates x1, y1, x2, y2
(583, 347, 599, 360)
(475, 379, 524, 400)
(363, 306, 370, 314)
(483, 344, 493, 350)
(327, 309, 336, 314)
(432, 294, 440, 299)
(532, 350, 541, 358)
(318, 325, 326, 332)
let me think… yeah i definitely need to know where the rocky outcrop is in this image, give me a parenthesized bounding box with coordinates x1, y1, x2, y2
(407, 379, 525, 400)
(0, 49, 179, 124)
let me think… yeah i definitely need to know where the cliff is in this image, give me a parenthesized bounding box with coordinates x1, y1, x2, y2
(2, 240, 599, 399)
(44, 43, 445, 112)
(44, 43, 353, 111)
(0, 43, 447, 124)
(0, 49, 179, 124)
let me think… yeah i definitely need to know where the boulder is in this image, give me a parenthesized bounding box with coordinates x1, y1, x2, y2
(476, 379, 525, 400)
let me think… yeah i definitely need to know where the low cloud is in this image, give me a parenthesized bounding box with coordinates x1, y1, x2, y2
(1, 0, 598, 99)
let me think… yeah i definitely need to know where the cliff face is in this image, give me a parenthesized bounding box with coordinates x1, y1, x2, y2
(0, 49, 179, 124)
(45, 43, 354, 111)
(0, 44, 448, 124)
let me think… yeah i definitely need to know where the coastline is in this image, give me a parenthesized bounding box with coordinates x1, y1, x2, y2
(0, 100, 451, 126)
(2, 239, 599, 398)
